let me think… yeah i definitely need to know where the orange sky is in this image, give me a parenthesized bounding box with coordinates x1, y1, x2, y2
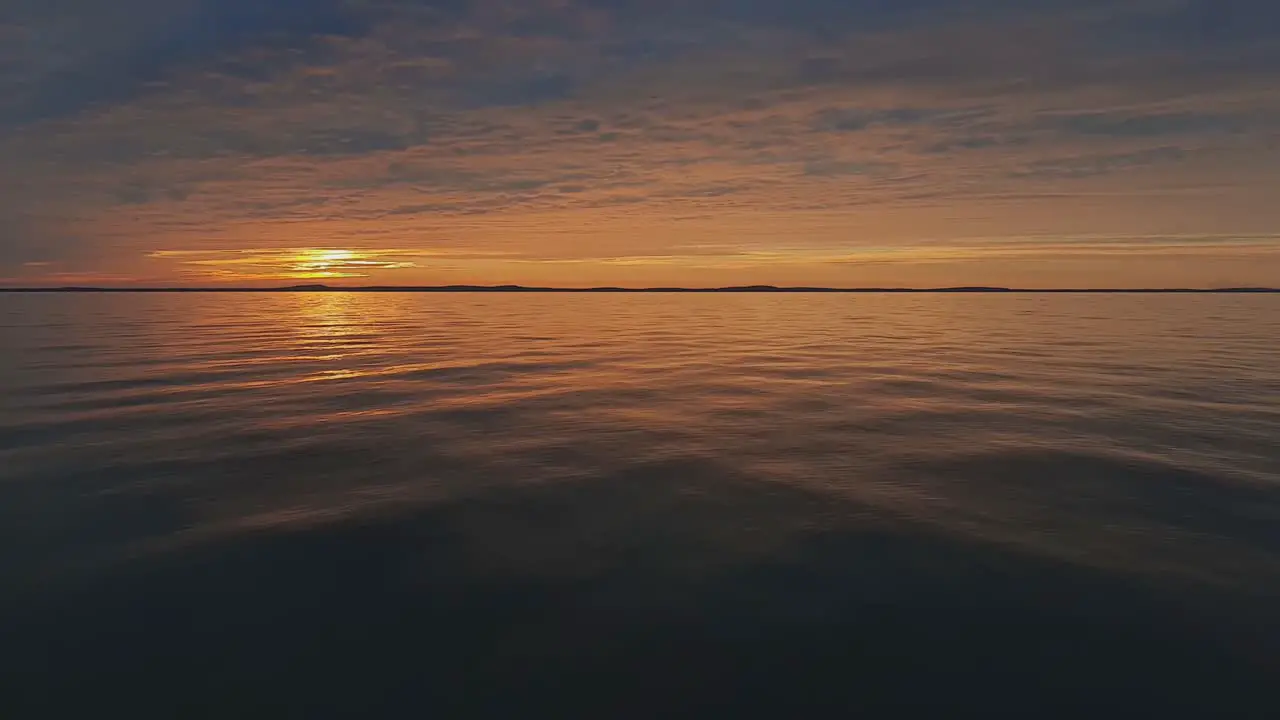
(3, 0, 1279, 287)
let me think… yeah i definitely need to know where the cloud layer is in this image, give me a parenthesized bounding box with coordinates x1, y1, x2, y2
(3, 0, 1279, 286)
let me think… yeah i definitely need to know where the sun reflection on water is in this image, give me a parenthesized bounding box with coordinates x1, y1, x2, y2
(288, 291, 375, 379)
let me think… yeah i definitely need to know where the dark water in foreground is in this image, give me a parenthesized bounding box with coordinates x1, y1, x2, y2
(2, 293, 1279, 718)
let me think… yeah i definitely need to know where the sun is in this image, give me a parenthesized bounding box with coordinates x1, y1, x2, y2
(297, 249, 356, 270)
(289, 249, 361, 277)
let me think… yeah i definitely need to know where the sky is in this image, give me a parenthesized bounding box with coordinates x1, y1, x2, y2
(2, 0, 1279, 287)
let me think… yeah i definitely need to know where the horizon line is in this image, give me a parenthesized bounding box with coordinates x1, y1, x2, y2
(2, 284, 1278, 294)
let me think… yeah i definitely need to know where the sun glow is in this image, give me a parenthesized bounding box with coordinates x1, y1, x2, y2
(149, 248, 422, 282)
(291, 249, 362, 278)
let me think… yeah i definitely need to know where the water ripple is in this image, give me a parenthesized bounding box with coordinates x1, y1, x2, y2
(2, 293, 1279, 716)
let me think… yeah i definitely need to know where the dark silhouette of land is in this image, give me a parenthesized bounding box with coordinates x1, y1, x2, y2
(2, 284, 1277, 293)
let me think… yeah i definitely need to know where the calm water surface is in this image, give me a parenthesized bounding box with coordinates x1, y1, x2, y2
(2, 293, 1279, 717)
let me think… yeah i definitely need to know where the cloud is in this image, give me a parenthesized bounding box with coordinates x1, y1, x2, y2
(148, 247, 431, 280)
(1011, 146, 1189, 179)
(1050, 111, 1248, 137)
(801, 160, 889, 178)
(0, 0, 375, 125)
(2, 0, 1280, 286)
(810, 106, 943, 132)
(463, 72, 577, 108)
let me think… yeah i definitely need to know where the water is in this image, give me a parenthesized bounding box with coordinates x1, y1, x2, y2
(2, 292, 1279, 717)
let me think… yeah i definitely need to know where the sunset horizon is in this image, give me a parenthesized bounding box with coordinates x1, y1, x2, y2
(3, 280, 1278, 291)
(5, 2, 1280, 289)
(4, 2, 1279, 718)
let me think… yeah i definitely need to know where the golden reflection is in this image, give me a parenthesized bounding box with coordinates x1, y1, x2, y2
(294, 289, 361, 340)
(276, 291, 391, 383)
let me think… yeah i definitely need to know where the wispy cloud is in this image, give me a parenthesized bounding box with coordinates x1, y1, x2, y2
(2, 0, 1280, 286)
(148, 247, 432, 280)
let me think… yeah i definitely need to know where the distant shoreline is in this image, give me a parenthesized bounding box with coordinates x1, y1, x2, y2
(1, 285, 1277, 294)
